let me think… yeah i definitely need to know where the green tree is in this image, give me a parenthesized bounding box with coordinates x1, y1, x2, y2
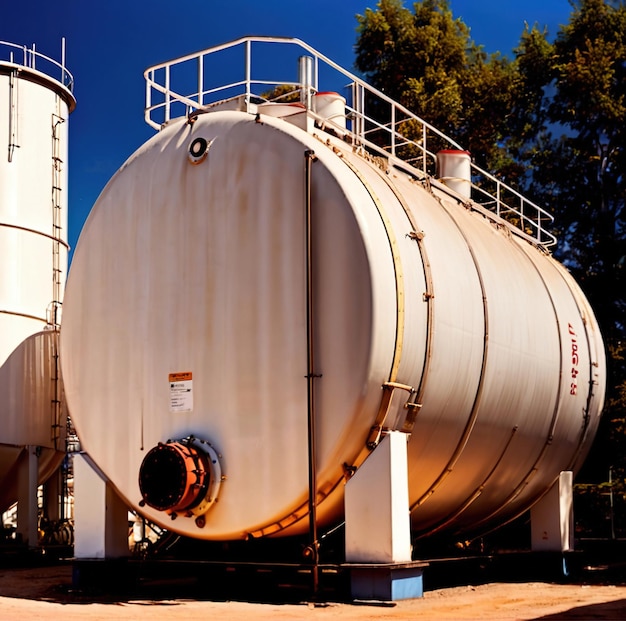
(355, 0, 521, 174)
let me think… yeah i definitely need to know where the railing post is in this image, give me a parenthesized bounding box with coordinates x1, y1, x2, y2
(164, 66, 170, 124)
(350, 82, 357, 142)
(391, 105, 396, 157)
(496, 182, 501, 218)
(145, 71, 152, 125)
(245, 39, 251, 113)
(422, 124, 427, 175)
(61, 38, 66, 86)
(360, 85, 366, 144)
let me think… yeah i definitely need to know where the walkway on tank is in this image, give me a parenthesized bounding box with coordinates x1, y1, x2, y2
(144, 35, 556, 249)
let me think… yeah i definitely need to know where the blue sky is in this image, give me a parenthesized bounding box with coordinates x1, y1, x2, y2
(0, 0, 572, 260)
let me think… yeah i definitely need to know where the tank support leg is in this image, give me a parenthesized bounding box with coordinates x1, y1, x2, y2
(531, 470, 574, 553)
(345, 431, 426, 600)
(72, 452, 129, 559)
(43, 468, 61, 523)
(16, 445, 39, 547)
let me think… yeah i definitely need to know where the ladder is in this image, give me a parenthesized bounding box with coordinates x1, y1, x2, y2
(50, 106, 64, 450)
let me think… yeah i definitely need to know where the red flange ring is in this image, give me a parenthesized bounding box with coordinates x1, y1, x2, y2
(139, 441, 210, 513)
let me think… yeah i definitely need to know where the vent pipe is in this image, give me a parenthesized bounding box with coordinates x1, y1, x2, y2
(298, 55, 314, 110)
(437, 150, 471, 199)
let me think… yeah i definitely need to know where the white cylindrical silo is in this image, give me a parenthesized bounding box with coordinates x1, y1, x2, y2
(60, 105, 605, 544)
(0, 42, 75, 516)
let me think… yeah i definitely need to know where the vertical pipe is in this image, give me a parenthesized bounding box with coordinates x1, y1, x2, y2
(198, 55, 204, 107)
(304, 149, 319, 598)
(8, 69, 15, 162)
(299, 56, 313, 110)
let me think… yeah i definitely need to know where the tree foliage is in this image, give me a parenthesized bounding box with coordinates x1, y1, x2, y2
(355, 0, 626, 484)
(355, 0, 527, 180)
(525, 1, 626, 327)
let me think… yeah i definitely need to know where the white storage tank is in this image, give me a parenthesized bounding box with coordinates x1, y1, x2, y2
(0, 41, 74, 516)
(60, 39, 605, 545)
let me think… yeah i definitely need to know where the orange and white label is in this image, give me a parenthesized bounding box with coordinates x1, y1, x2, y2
(169, 372, 192, 382)
(169, 371, 193, 413)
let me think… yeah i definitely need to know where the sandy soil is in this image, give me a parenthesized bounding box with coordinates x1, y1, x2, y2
(1, 563, 626, 620)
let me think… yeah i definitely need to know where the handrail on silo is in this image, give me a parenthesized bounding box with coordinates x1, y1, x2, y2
(142, 36, 556, 248)
(0, 40, 74, 91)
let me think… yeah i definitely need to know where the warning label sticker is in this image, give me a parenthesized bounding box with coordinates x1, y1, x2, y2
(169, 372, 193, 413)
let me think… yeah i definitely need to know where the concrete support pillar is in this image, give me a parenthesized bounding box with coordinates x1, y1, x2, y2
(531, 471, 574, 552)
(344, 432, 425, 600)
(345, 431, 412, 562)
(73, 453, 129, 559)
(16, 445, 39, 547)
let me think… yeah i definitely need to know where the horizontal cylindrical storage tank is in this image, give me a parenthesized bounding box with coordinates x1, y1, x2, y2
(60, 108, 605, 543)
(0, 45, 74, 508)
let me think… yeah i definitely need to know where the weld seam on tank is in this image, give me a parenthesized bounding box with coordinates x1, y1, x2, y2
(410, 193, 491, 511)
(336, 155, 405, 385)
(465, 240, 568, 532)
(361, 158, 436, 432)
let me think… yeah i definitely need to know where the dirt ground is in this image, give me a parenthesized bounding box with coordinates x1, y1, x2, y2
(1, 562, 626, 621)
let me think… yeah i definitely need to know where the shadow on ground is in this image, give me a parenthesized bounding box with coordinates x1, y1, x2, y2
(530, 599, 626, 620)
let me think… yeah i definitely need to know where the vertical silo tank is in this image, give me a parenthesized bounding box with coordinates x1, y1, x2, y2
(60, 38, 605, 544)
(0, 41, 75, 512)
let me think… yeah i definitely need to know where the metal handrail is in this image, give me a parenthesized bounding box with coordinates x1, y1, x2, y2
(0, 39, 74, 91)
(144, 36, 556, 247)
